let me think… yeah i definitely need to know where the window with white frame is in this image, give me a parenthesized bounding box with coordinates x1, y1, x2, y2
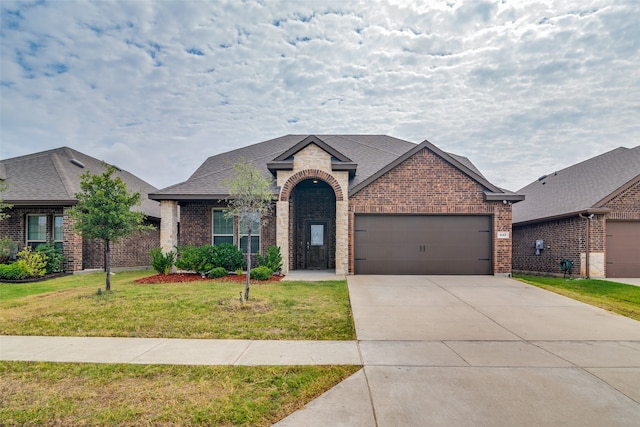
(212, 210, 234, 246)
(27, 214, 47, 249)
(239, 215, 260, 254)
(53, 215, 63, 250)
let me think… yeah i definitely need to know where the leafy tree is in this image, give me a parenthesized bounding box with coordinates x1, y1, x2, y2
(0, 181, 12, 221)
(224, 159, 274, 300)
(69, 164, 154, 291)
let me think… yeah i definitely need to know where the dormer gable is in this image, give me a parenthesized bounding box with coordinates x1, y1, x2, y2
(267, 135, 357, 177)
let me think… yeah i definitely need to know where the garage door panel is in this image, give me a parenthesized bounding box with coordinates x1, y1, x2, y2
(607, 221, 640, 278)
(354, 215, 492, 275)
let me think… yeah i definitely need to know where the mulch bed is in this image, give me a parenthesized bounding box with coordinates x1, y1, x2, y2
(134, 273, 284, 285)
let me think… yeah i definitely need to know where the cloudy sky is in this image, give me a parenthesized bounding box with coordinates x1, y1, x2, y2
(1, 0, 639, 192)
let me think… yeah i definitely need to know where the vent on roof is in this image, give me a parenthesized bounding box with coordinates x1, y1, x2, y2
(537, 174, 547, 181)
(70, 159, 85, 168)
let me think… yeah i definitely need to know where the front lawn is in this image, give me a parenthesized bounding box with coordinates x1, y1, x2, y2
(0, 361, 360, 426)
(514, 275, 640, 321)
(0, 270, 355, 340)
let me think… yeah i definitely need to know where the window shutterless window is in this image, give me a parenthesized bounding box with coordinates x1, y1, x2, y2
(27, 215, 47, 249)
(239, 216, 260, 254)
(212, 210, 234, 246)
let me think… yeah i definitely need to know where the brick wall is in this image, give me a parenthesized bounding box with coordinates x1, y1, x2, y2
(179, 202, 214, 247)
(513, 216, 584, 276)
(349, 148, 513, 275)
(0, 206, 158, 271)
(604, 180, 640, 219)
(178, 201, 276, 256)
(82, 218, 160, 270)
(513, 180, 640, 277)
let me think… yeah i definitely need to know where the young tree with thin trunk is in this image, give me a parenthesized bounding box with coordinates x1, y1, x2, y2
(224, 159, 274, 301)
(69, 164, 153, 291)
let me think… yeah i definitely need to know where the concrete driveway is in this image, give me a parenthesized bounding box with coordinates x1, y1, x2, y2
(275, 275, 640, 426)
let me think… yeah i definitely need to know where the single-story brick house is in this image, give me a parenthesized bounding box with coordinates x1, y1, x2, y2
(150, 135, 523, 276)
(512, 146, 640, 278)
(0, 147, 160, 272)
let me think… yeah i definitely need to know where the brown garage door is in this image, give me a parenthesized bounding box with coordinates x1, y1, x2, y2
(607, 221, 640, 277)
(354, 215, 492, 275)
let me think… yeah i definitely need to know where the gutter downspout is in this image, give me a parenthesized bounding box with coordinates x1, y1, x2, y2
(578, 213, 593, 279)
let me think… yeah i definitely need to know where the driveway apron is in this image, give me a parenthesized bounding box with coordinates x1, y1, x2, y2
(275, 275, 640, 426)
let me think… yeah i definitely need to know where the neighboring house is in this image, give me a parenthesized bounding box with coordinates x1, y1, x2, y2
(512, 146, 640, 278)
(150, 135, 523, 276)
(0, 147, 161, 272)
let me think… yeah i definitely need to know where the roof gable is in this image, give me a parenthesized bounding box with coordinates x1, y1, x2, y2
(513, 146, 640, 224)
(267, 135, 357, 177)
(350, 139, 504, 196)
(1, 147, 160, 218)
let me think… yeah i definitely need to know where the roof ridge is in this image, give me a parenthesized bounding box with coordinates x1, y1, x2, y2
(327, 135, 414, 157)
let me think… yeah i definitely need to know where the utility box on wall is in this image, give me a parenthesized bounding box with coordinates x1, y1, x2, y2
(534, 239, 544, 255)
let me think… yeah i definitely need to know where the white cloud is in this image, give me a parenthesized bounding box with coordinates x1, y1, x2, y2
(1, 0, 639, 191)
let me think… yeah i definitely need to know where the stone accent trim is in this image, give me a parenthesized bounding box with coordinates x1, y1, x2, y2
(280, 169, 345, 202)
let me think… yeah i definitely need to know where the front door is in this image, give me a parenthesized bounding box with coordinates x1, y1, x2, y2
(306, 221, 328, 269)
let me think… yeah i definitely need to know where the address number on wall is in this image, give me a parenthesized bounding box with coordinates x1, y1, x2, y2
(497, 231, 510, 239)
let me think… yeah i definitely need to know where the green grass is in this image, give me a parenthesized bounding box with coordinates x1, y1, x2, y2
(0, 270, 355, 340)
(0, 361, 360, 426)
(514, 275, 640, 321)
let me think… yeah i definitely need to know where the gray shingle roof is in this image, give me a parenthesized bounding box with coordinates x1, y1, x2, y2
(512, 146, 640, 224)
(150, 134, 513, 200)
(1, 147, 160, 218)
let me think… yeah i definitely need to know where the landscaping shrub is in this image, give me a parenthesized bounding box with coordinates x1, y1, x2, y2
(16, 246, 47, 278)
(208, 266, 228, 279)
(0, 262, 30, 280)
(214, 243, 244, 272)
(257, 245, 283, 273)
(0, 237, 19, 264)
(250, 266, 273, 281)
(149, 248, 175, 275)
(174, 245, 216, 274)
(35, 243, 65, 273)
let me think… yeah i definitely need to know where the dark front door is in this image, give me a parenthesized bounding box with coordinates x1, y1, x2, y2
(306, 221, 328, 269)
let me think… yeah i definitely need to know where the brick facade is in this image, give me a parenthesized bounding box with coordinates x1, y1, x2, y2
(349, 148, 513, 275)
(513, 179, 640, 277)
(155, 140, 516, 276)
(0, 206, 159, 272)
(82, 219, 160, 270)
(177, 201, 277, 258)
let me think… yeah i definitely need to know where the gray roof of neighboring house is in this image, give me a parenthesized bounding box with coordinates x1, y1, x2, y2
(150, 134, 514, 200)
(512, 146, 640, 224)
(0, 147, 160, 219)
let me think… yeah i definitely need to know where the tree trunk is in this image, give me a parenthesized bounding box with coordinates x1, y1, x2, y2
(105, 239, 111, 291)
(245, 229, 251, 301)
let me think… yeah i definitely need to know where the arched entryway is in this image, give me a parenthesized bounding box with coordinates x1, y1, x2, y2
(289, 179, 337, 270)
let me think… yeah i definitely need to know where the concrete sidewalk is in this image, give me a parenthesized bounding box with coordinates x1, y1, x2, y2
(0, 336, 360, 366)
